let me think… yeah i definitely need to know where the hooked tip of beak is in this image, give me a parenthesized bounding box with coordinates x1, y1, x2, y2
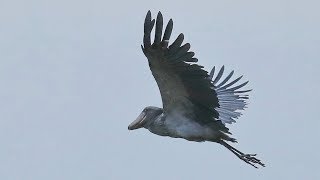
(128, 123, 142, 130)
(128, 125, 135, 130)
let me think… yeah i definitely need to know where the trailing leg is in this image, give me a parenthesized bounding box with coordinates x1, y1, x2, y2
(219, 140, 265, 168)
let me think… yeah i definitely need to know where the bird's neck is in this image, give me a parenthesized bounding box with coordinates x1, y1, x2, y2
(145, 113, 170, 137)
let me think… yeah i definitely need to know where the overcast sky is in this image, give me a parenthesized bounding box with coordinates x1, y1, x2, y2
(0, 0, 319, 179)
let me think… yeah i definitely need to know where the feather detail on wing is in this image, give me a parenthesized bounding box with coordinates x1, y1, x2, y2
(209, 66, 252, 124)
(141, 11, 225, 128)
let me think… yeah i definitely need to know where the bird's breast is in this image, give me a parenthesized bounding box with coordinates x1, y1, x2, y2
(164, 113, 219, 141)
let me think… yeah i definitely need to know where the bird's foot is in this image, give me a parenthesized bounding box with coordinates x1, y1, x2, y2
(240, 154, 265, 168)
(219, 141, 265, 168)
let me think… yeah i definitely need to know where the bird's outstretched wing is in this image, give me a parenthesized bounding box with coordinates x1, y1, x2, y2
(141, 11, 249, 131)
(209, 66, 251, 124)
(142, 11, 221, 126)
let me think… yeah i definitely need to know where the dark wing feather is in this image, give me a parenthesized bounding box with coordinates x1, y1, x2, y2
(141, 11, 227, 131)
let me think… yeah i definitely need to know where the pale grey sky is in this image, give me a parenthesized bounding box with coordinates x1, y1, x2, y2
(0, 0, 319, 179)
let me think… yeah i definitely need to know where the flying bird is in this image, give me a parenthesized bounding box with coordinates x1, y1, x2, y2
(128, 11, 265, 168)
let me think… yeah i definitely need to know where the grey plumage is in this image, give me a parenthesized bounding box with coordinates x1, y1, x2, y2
(129, 11, 264, 168)
(210, 66, 252, 124)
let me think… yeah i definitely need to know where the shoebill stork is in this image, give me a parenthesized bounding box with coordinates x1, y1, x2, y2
(128, 11, 265, 168)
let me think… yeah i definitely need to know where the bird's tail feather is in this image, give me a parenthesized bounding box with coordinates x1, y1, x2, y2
(218, 131, 237, 142)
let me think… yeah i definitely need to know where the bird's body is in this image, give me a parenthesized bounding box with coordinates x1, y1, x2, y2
(151, 111, 210, 140)
(145, 107, 231, 142)
(128, 11, 265, 168)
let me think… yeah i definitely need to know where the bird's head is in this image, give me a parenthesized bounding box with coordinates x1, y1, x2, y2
(128, 106, 163, 130)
